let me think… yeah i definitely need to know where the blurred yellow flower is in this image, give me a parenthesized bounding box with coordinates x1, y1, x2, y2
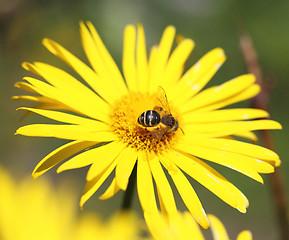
(73, 212, 141, 240)
(145, 211, 253, 240)
(0, 167, 75, 240)
(0, 166, 142, 240)
(14, 22, 281, 229)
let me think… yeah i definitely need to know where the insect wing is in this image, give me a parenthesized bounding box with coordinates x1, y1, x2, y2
(155, 86, 171, 114)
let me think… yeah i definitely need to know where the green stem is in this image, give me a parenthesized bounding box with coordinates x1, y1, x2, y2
(121, 162, 137, 210)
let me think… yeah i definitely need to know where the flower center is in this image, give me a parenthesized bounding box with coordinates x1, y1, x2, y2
(110, 92, 181, 153)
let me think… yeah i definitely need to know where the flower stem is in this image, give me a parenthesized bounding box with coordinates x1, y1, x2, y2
(122, 162, 137, 210)
(240, 29, 289, 240)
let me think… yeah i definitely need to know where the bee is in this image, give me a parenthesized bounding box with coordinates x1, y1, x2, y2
(138, 87, 179, 139)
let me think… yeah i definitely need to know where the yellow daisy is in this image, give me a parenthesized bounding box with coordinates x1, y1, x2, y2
(0, 166, 142, 240)
(14, 22, 281, 229)
(145, 211, 253, 240)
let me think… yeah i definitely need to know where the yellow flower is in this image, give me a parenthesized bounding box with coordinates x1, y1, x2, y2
(14, 22, 281, 229)
(0, 167, 75, 240)
(0, 166, 142, 240)
(145, 211, 253, 240)
(73, 212, 142, 240)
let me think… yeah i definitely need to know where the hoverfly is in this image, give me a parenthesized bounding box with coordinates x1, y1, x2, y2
(138, 87, 179, 139)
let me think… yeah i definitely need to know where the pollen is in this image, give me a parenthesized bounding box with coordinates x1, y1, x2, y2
(110, 92, 180, 153)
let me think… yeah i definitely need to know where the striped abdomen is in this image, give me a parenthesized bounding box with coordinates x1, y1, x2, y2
(138, 110, 161, 127)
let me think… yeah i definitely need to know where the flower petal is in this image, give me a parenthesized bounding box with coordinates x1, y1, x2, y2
(171, 48, 226, 104)
(15, 81, 43, 94)
(149, 157, 177, 214)
(17, 107, 107, 126)
(136, 23, 149, 92)
(79, 23, 126, 101)
(179, 137, 279, 164)
(115, 147, 138, 190)
(86, 21, 128, 95)
(32, 140, 96, 178)
(98, 178, 120, 200)
(237, 230, 253, 240)
(183, 212, 205, 239)
(137, 153, 158, 214)
(233, 131, 258, 142)
(168, 151, 248, 212)
(43, 38, 124, 103)
(160, 154, 209, 229)
(175, 142, 264, 183)
(144, 212, 174, 240)
(80, 157, 119, 208)
(85, 141, 125, 181)
(191, 84, 261, 113)
(16, 124, 116, 142)
(14, 82, 71, 112)
(184, 120, 282, 139)
(13, 95, 51, 103)
(123, 24, 137, 91)
(161, 39, 195, 93)
(183, 108, 269, 123)
(23, 62, 93, 95)
(23, 77, 110, 122)
(148, 26, 176, 92)
(208, 214, 230, 240)
(18, 102, 73, 122)
(180, 74, 255, 113)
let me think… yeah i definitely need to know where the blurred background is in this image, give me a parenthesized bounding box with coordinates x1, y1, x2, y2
(1, 0, 288, 239)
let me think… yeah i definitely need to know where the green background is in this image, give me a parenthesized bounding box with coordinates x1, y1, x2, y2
(1, 0, 288, 239)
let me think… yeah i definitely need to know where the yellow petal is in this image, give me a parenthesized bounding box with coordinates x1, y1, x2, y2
(17, 107, 108, 126)
(180, 136, 279, 163)
(171, 48, 226, 105)
(26, 62, 110, 112)
(24, 62, 90, 94)
(181, 74, 255, 113)
(148, 26, 176, 92)
(192, 84, 261, 113)
(148, 46, 158, 88)
(115, 148, 137, 190)
(233, 131, 258, 143)
(80, 156, 119, 208)
(136, 23, 149, 92)
(12, 95, 51, 103)
(149, 157, 177, 214)
(32, 140, 96, 178)
(184, 120, 282, 138)
(169, 151, 248, 212)
(18, 102, 74, 121)
(15, 81, 42, 94)
(237, 230, 253, 240)
(16, 124, 116, 142)
(24, 77, 110, 122)
(57, 142, 116, 174)
(123, 24, 137, 91)
(86, 21, 128, 95)
(99, 178, 120, 200)
(175, 142, 264, 183)
(207, 214, 230, 240)
(43, 38, 124, 103)
(183, 212, 206, 239)
(79, 22, 125, 101)
(85, 141, 125, 181)
(161, 154, 209, 229)
(137, 153, 158, 213)
(144, 212, 174, 240)
(160, 39, 195, 92)
(183, 108, 269, 123)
